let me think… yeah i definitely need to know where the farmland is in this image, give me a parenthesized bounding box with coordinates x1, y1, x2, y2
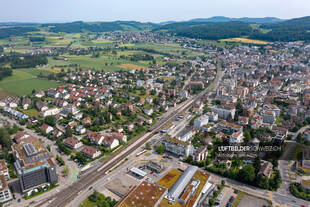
(0, 29, 207, 96)
(220, 37, 269, 45)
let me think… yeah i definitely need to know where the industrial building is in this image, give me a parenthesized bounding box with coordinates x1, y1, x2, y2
(165, 166, 199, 202)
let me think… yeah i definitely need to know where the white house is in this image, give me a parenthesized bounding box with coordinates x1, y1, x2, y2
(103, 136, 119, 149)
(144, 108, 153, 116)
(40, 124, 54, 134)
(229, 131, 244, 145)
(211, 105, 236, 120)
(63, 137, 83, 149)
(87, 132, 104, 145)
(41, 108, 60, 117)
(75, 125, 86, 134)
(194, 115, 209, 129)
(176, 128, 193, 142)
(263, 104, 280, 116)
(82, 146, 101, 159)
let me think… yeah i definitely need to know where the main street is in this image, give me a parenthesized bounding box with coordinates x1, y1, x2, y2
(30, 60, 224, 207)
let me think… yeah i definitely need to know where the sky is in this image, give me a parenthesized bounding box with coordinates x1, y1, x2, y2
(0, 0, 309, 23)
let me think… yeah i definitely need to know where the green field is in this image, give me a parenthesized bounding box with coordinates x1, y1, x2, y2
(0, 69, 62, 97)
(66, 55, 148, 70)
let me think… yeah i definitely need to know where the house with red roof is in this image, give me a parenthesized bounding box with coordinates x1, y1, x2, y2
(81, 146, 101, 159)
(112, 132, 127, 142)
(40, 124, 54, 134)
(103, 136, 119, 149)
(87, 131, 104, 145)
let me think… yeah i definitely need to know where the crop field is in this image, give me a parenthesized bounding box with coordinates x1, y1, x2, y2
(0, 70, 61, 96)
(220, 38, 269, 45)
(118, 43, 135, 47)
(119, 64, 148, 70)
(66, 55, 148, 71)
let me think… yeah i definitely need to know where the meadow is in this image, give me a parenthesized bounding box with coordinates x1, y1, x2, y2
(0, 69, 61, 97)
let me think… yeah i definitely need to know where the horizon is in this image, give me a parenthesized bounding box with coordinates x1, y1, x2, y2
(0, 15, 308, 24)
(0, 0, 309, 23)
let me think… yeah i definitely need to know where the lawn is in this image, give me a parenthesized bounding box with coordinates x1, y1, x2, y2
(18, 108, 41, 117)
(0, 70, 62, 96)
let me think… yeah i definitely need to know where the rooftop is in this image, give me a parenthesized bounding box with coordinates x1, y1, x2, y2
(116, 181, 167, 207)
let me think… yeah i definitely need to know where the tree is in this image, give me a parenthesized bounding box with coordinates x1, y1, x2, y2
(44, 116, 57, 127)
(257, 174, 269, 189)
(62, 166, 69, 177)
(65, 128, 73, 137)
(239, 165, 255, 183)
(89, 191, 100, 202)
(0, 128, 12, 149)
(56, 155, 65, 166)
(156, 145, 165, 155)
(243, 131, 251, 143)
(145, 142, 151, 150)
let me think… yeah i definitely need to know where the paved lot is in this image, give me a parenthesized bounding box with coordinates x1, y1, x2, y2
(238, 195, 269, 207)
(105, 176, 138, 197)
(219, 187, 234, 207)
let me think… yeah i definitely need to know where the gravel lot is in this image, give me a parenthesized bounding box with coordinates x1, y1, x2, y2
(238, 194, 269, 207)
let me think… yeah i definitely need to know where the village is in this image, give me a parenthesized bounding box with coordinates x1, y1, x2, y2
(0, 31, 309, 207)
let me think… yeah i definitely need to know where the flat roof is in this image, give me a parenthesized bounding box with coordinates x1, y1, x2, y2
(130, 167, 147, 177)
(166, 166, 198, 201)
(116, 181, 167, 207)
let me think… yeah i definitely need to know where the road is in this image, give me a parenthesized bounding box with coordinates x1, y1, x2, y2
(31, 59, 223, 207)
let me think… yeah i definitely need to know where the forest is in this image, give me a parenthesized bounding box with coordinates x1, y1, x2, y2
(0, 67, 12, 80)
(42, 21, 156, 33)
(0, 55, 48, 69)
(157, 16, 310, 41)
(0, 27, 39, 39)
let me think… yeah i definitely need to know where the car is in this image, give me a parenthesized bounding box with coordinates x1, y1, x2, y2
(233, 189, 239, 194)
(228, 196, 235, 203)
(226, 203, 232, 207)
(89, 186, 93, 190)
(214, 202, 220, 207)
